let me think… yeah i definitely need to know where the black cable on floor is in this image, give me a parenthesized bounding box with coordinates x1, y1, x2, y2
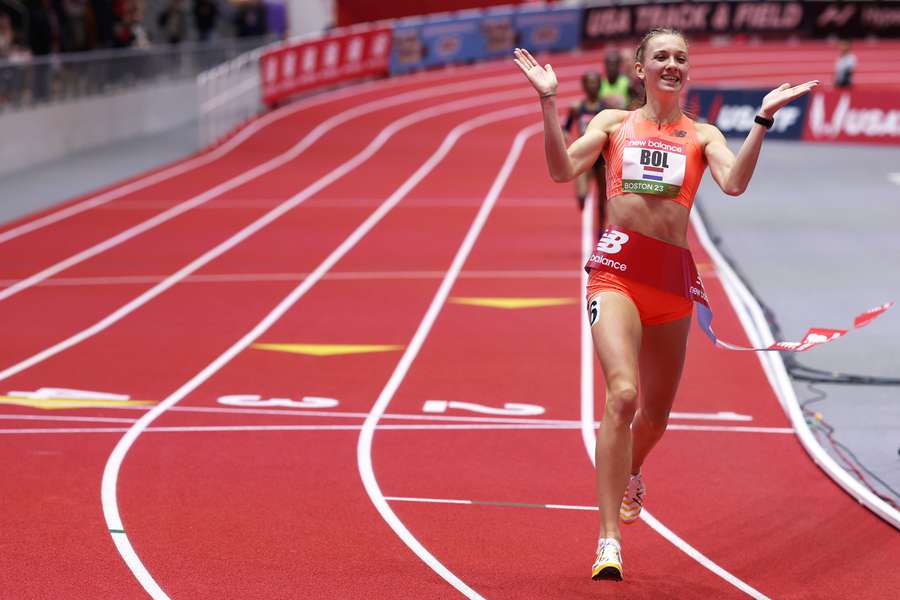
(801, 383, 900, 507)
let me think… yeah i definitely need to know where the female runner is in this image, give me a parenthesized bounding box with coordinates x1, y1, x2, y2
(563, 71, 605, 223)
(513, 29, 817, 581)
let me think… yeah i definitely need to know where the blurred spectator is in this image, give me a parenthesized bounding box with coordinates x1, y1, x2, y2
(157, 0, 188, 44)
(58, 0, 90, 51)
(90, 0, 116, 48)
(192, 0, 217, 41)
(27, 0, 59, 100)
(834, 40, 856, 89)
(233, 0, 265, 38)
(0, 10, 30, 105)
(28, 0, 60, 56)
(112, 0, 149, 48)
(0, 11, 15, 57)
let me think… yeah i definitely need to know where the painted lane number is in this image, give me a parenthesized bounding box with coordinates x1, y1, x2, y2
(422, 400, 545, 417)
(217, 395, 339, 409)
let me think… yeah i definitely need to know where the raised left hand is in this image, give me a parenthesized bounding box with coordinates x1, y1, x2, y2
(760, 80, 819, 118)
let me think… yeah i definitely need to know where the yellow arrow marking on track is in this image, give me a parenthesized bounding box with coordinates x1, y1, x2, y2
(449, 297, 577, 309)
(252, 343, 404, 357)
(0, 396, 156, 410)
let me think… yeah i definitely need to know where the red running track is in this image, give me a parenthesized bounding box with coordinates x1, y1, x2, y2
(1, 46, 898, 599)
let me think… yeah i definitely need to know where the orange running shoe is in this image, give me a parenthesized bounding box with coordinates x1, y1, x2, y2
(620, 473, 645, 524)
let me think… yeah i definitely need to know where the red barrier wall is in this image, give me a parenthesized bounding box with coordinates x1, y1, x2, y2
(335, 0, 532, 26)
(260, 25, 392, 107)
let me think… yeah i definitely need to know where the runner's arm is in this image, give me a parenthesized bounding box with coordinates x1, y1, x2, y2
(702, 124, 749, 197)
(513, 48, 612, 182)
(705, 80, 818, 196)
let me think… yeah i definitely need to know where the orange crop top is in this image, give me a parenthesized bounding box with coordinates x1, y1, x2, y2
(603, 110, 707, 209)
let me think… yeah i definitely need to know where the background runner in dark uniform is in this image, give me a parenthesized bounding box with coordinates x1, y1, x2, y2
(564, 71, 605, 233)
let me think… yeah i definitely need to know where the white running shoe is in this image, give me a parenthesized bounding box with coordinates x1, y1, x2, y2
(592, 538, 623, 581)
(620, 473, 645, 524)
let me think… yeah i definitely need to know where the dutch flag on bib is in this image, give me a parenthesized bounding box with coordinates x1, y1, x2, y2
(642, 165, 664, 181)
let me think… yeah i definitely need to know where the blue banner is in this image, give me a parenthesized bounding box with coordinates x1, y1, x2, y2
(515, 6, 582, 54)
(684, 87, 809, 140)
(390, 6, 582, 75)
(391, 14, 484, 75)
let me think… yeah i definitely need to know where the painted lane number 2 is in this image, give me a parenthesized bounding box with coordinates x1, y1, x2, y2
(422, 400, 545, 417)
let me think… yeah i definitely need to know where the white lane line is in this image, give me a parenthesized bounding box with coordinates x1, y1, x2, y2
(0, 423, 794, 435)
(357, 123, 544, 600)
(38, 402, 763, 425)
(0, 80, 534, 304)
(689, 211, 900, 530)
(99, 103, 546, 600)
(167, 405, 760, 425)
(0, 424, 579, 434)
(91, 199, 578, 210)
(0, 414, 137, 423)
(387, 496, 599, 511)
(387, 496, 472, 506)
(0, 269, 577, 287)
(579, 202, 771, 599)
(0, 89, 553, 385)
(0, 57, 518, 246)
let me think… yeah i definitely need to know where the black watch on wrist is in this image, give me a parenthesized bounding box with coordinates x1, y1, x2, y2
(754, 114, 774, 129)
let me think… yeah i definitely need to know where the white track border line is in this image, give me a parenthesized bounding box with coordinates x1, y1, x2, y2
(578, 196, 771, 599)
(0, 406, 764, 425)
(0, 89, 564, 384)
(0, 79, 541, 303)
(357, 122, 543, 600)
(688, 211, 900, 530)
(0, 58, 517, 246)
(99, 104, 545, 600)
(1, 424, 794, 435)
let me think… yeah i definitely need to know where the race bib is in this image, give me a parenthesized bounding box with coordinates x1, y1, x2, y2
(621, 137, 686, 197)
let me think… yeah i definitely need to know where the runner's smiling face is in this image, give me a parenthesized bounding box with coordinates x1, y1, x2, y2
(636, 34, 689, 96)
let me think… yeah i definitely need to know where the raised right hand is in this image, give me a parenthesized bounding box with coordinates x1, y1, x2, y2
(513, 48, 558, 97)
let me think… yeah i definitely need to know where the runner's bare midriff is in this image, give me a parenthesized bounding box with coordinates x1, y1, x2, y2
(606, 193, 691, 248)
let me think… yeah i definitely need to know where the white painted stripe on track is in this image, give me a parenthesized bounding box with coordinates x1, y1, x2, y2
(0, 87, 571, 384)
(0, 78, 544, 304)
(99, 104, 550, 600)
(387, 496, 472, 506)
(0, 423, 794, 435)
(688, 211, 900, 530)
(357, 123, 544, 600)
(0, 269, 577, 287)
(579, 202, 772, 599)
(387, 496, 595, 510)
(0, 55, 518, 246)
(0, 413, 138, 423)
(95, 404, 761, 425)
